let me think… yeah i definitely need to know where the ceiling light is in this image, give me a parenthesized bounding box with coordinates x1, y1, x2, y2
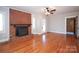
(41, 6, 56, 16)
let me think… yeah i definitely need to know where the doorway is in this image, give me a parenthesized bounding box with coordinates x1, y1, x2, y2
(42, 19, 46, 34)
(66, 16, 78, 36)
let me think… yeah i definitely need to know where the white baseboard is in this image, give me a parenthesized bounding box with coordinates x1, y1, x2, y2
(48, 31, 66, 34)
(66, 32, 74, 35)
(0, 38, 9, 42)
(32, 32, 47, 35)
(48, 30, 75, 35)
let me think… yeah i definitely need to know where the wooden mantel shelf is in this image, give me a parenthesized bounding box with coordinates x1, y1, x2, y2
(10, 24, 32, 27)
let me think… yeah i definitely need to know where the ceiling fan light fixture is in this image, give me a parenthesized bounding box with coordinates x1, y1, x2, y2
(41, 6, 56, 16)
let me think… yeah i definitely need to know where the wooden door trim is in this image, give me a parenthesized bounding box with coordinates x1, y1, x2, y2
(65, 16, 77, 35)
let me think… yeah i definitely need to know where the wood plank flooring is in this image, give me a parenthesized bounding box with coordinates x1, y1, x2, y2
(0, 32, 78, 53)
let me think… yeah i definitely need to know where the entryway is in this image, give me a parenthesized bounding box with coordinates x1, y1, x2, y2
(66, 16, 78, 37)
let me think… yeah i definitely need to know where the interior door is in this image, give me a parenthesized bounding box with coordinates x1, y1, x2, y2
(67, 18, 75, 34)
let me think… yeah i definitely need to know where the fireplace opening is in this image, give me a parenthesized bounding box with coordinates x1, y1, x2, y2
(16, 26, 28, 36)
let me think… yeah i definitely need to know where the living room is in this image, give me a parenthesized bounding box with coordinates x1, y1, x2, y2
(0, 6, 79, 53)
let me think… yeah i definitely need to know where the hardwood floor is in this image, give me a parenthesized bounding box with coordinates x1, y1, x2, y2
(0, 32, 78, 53)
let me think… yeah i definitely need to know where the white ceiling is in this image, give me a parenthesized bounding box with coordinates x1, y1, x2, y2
(8, 6, 79, 14)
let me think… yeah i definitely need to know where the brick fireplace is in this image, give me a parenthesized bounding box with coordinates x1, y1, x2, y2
(10, 9, 31, 39)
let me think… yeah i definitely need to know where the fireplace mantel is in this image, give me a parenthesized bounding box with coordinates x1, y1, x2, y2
(11, 24, 31, 27)
(10, 9, 32, 39)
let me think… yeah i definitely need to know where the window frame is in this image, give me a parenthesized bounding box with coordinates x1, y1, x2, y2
(0, 11, 5, 33)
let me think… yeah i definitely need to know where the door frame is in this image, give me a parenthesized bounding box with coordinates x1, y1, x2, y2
(65, 16, 77, 35)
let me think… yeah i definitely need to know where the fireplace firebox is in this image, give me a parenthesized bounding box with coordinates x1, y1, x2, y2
(16, 26, 28, 36)
(10, 24, 31, 37)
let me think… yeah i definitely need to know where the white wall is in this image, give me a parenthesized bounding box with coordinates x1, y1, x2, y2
(47, 12, 79, 35)
(32, 13, 46, 34)
(0, 7, 9, 42)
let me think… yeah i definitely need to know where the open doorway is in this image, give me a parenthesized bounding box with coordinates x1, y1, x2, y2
(66, 16, 78, 37)
(42, 19, 46, 34)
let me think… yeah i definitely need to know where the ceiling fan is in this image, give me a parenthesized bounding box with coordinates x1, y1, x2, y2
(42, 7, 56, 15)
(46, 7, 56, 14)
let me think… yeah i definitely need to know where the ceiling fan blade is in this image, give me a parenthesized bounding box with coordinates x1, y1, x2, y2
(51, 9, 56, 11)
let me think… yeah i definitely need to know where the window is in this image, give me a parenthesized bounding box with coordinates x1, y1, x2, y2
(0, 13, 3, 32)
